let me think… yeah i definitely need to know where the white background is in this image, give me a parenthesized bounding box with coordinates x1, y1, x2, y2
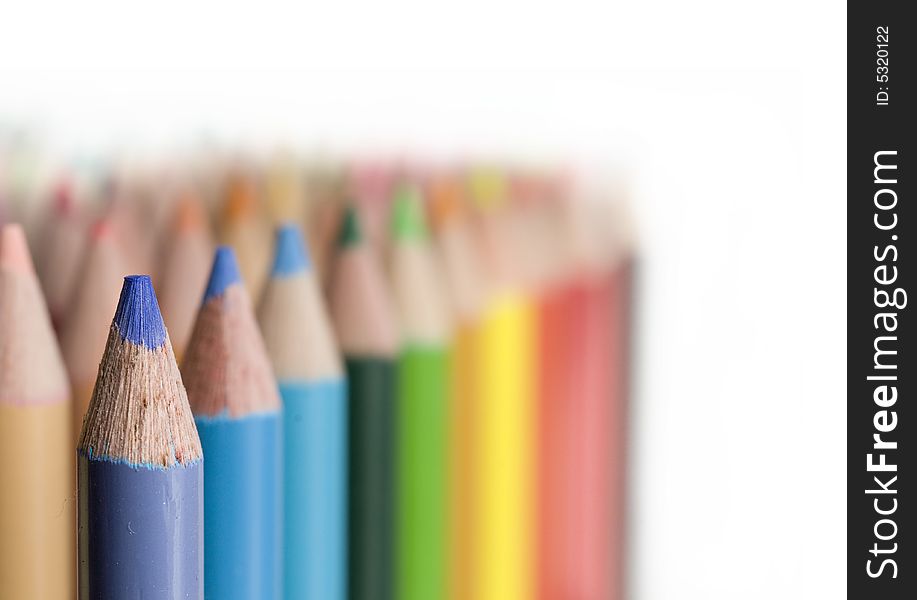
(1, 1, 846, 598)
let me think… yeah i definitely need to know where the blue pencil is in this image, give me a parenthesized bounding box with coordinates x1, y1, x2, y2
(77, 274, 203, 600)
(183, 246, 283, 600)
(259, 223, 348, 600)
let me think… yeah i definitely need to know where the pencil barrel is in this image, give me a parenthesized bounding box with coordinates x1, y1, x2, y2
(196, 412, 282, 600)
(396, 346, 449, 600)
(475, 293, 537, 600)
(346, 358, 396, 600)
(448, 324, 480, 600)
(77, 455, 203, 600)
(0, 402, 74, 600)
(281, 379, 348, 600)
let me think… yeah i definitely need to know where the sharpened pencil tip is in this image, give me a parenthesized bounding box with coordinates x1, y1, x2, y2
(204, 246, 243, 302)
(174, 193, 207, 233)
(391, 184, 428, 241)
(113, 275, 167, 349)
(53, 179, 76, 216)
(89, 217, 113, 240)
(338, 204, 363, 248)
(271, 223, 311, 277)
(0, 223, 36, 274)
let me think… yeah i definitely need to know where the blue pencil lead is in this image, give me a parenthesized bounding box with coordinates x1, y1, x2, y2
(203, 246, 243, 302)
(113, 275, 167, 349)
(271, 223, 311, 277)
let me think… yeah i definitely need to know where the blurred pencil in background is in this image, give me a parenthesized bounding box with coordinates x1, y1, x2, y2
(158, 190, 214, 362)
(220, 171, 271, 300)
(470, 169, 538, 600)
(428, 174, 487, 600)
(389, 184, 451, 600)
(77, 275, 203, 599)
(259, 224, 347, 600)
(349, 161, 395, 257)
(265, 152, 306, 226)
(0, 223, 74, 599)
(184, 247, 282, 600)
(302, 162, 345, 288)
(330, 206, 399, 600)
(60, 218, 125, 439)
(35, 179, 85, 331)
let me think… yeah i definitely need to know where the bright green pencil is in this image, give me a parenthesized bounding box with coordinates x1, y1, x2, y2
(389, 185, 451, 600)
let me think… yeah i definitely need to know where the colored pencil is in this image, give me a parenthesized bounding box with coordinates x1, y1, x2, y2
(36, 180, 86, 330)
(301, 162, 345, 288)
(329, 206, 399, 600)
(526, 180, 583, 600)
(259, 223, 347, 600)
(388, 184, 451, 600)
(60, 219, 125, 440)
(535, 187, 633, 600)
(106, 181, 158, 277)
(469, 170, 537, 600)
(348, 161, 396, 255)
(266, 152, 306, 225)
(428, 176, 488, 600)
(158, 191, 214, 362)
(184, 246, 282, 600)
(77, 274, 203, 599)
(0, 223, 74, 599)
(220, 172, 271, 300)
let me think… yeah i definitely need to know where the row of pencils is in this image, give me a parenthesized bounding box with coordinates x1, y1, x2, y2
(0, 156, 633, 600)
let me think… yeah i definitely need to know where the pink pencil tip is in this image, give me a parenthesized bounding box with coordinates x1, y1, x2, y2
(0, 223, 36, 274)
(90, 217, 113, 240)
(53, 180, 75, 215)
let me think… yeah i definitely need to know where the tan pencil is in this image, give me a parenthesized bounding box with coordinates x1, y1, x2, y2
(0, 223, 74, 599)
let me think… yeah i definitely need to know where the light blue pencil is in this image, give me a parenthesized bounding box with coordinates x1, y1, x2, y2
(183, 246, 283, 600)
(259, 223, 348, 600)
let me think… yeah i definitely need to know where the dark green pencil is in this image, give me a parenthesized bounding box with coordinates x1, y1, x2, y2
(329, 206, 400, 600)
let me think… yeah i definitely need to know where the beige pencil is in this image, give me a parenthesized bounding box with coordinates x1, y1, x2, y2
(0, 223, 74, 599)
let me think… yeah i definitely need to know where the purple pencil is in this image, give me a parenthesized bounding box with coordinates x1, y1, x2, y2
(77, 275, 203, 600)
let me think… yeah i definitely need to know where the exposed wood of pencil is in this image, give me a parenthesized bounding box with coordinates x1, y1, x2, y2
(158, 194, 214, 362)
(60, 221, 126, 440)
(78, 326, 202, 468)
(259, 248, 341, 381)
(183, 261, 280, 418)
(36, 183, 86, 329)
(219, 173, 271, 300)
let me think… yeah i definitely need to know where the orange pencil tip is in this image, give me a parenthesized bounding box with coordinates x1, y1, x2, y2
(223, 175, 259, 222)
(427, 177, 465, 230)
(174, 193, 206, 232)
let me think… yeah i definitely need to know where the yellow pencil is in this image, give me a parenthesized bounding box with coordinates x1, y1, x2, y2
(468, 170, 537, 600)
